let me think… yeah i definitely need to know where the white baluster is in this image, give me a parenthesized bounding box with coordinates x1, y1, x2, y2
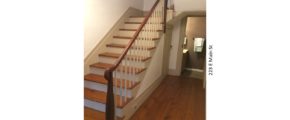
(150, 17, 153, 50)
(113, 71, 116, 111)
(128, 48, 132, 88)
(152, 11, 155, 49)
(138, 34, 141, 69)
(132, 41, 137, 85)
(113, 71, 118, 120)
(119, 64, 123, 106)
(124, 56, 128, 102)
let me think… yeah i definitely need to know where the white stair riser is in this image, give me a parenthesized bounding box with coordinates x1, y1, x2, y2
(105, 47, 125, 54)
(90, 67, 145, 82)
(105, 47, 154, 56)
(147, 20, 163, 24)
(111, 39, 130, 45)
(123, 24, 140, 29)
(111, 39, 158, 46)
(122, 23, 163, 30)
(138, 32, 160, 38)
(98, 56, 150, 68)
(125, 18, 144, 22)
(84, 99, 123, 117)
(147, 19, 164, 24)
(143, 24, 163, 31)
(84, 80, 136, 98)
(117, 31, 135, 37)
(116, 30, 160, 38)
(125, 18, 163, 23)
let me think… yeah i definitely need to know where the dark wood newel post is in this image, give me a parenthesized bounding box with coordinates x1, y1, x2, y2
(104, 70, 115, 120)
(163, 0, 168, 33)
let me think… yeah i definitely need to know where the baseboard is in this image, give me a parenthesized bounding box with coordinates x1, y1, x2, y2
(182, 68, 205, 80)
(185, 68, 204, 73)
(168, 68, 181, 76)
(122, 74, 166, 120)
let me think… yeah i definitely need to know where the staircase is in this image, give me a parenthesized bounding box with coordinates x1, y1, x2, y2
(84, 0, 166, 119)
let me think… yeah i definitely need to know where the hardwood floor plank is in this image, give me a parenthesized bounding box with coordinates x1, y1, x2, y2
(130, 76, 205, 120)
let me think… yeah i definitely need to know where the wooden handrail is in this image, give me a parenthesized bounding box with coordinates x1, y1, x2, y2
(104, 0, 164, 119)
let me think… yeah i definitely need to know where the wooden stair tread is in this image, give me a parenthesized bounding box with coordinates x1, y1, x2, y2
(119, 28, 137, 31)
(84, 74, 140, 89)
(99, 52, 152, 62)
(113, 36, 132, 39)
(84, 88, 131, 108)
(124, 22, 142, 24)
(84, 107, 123, 120)
(99, 52, 119, 58)
(106, 43, 156, 50)
(106, 43, 125, 48)
(90, 62, 146, 74)
(90, 62, 112, 69)
(119, 28, 162, 32)
(129, 16, 145, 18)
(113, 36, 160, 40)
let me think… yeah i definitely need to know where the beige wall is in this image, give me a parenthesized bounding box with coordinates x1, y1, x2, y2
(144, 0, 205, 12)
(173, 0, 206, 12)
(84, 0, 143, 58)
(168, 20, 181, 70)
(84, 8, 143, 75)
(185, 17, 206, 69)
(186, 17, 206, 38)
(168, 18, 187, 76)
(136, 34, 165, 97)
(143, 0, 156, 11)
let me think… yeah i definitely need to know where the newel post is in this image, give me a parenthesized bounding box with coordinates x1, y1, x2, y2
(163, 0, 168, 33)
(104, 70, 115, 120)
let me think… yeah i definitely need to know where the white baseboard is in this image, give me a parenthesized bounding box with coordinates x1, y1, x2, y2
(185, 68, 204, 73)
(168, 68, 181, 76)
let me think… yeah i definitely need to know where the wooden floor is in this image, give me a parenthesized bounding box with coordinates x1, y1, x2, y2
(130, 75, 206, 120)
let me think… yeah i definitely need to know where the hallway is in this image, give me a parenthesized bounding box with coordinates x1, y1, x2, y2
(130, 75, 206, 120)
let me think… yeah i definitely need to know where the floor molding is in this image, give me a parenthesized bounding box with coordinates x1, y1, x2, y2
(185, 68, 204, 73)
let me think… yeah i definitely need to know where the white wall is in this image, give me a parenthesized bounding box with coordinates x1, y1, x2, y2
(173, 0, 206, 12)
(137, 34, 165, 97)
(169, 20, 181, 70)
(186, 17, 206, 38)
(84, 0, 143, 58)
(143, 0, 156, 11)
(144, 0, 206, 12)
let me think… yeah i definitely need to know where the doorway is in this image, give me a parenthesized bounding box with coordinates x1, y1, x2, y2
(181, 17, 206, 79)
